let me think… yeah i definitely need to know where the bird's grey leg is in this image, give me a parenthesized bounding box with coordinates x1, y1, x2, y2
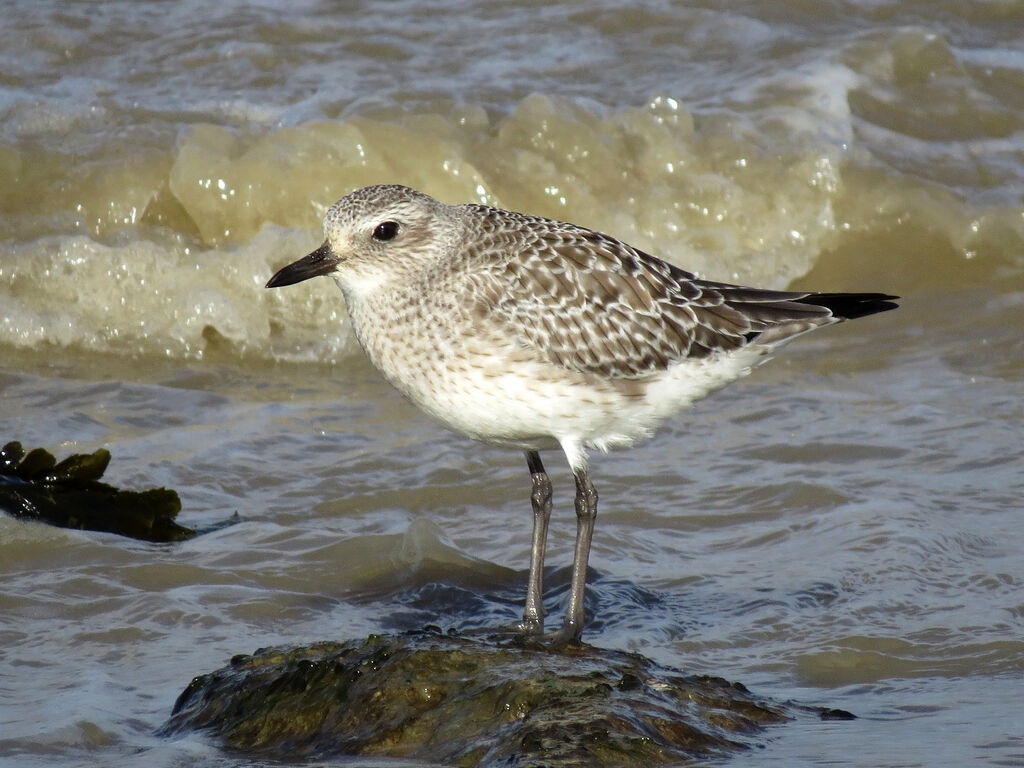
(560, 466, 598, 643)
(519, 449, 552, 634)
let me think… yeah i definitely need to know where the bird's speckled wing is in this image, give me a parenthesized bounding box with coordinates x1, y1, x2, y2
(465, 206, 837, 379)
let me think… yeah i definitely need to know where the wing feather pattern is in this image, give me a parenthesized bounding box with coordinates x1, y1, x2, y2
(464, 206, 896, 379)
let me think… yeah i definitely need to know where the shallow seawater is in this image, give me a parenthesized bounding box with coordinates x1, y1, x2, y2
(2, 1, 1023, 766)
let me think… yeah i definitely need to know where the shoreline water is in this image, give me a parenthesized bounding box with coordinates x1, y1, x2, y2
(2, 2, 1022, 766)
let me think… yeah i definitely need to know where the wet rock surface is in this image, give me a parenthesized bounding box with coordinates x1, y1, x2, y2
(163, 629, 797, 766)
(0, 440, 194, 542)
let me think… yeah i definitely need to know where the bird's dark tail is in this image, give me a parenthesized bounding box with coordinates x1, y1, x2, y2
(796, 293, 900, 320)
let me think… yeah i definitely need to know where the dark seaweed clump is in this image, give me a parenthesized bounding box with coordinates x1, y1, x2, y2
(0, 441, 194, 542)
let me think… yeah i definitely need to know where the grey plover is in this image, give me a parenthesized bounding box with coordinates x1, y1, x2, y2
(267, 184, 897, 642)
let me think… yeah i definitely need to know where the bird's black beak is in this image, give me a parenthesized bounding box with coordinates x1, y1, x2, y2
(266, 242, 340, 288)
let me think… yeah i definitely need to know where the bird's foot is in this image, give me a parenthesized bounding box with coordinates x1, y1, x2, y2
(515, 616, 545, 636)
(540, 621, 585, 649)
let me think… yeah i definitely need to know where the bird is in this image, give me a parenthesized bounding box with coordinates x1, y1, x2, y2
(266, 184, 898, 643)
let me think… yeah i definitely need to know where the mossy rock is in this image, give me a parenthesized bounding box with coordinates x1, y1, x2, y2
(164, 629, 794, 766)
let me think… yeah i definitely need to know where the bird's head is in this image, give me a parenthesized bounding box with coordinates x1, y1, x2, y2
(266, 184, 457, 294)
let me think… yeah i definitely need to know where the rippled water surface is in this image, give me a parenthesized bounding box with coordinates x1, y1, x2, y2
(2, 1, 1023, 766)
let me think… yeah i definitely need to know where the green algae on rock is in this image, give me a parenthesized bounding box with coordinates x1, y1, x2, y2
(163, 630, 790, 766)
(0, 441, 194, 542)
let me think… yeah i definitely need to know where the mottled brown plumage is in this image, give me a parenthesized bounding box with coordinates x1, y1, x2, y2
(267, 184, 898, 642)
(459, 206, 892, 378)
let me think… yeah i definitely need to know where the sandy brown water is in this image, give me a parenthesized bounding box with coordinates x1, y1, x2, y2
(2, 1, 1023, 766)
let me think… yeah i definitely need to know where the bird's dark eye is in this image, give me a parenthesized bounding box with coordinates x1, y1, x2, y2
(372, 221, 400, 241)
